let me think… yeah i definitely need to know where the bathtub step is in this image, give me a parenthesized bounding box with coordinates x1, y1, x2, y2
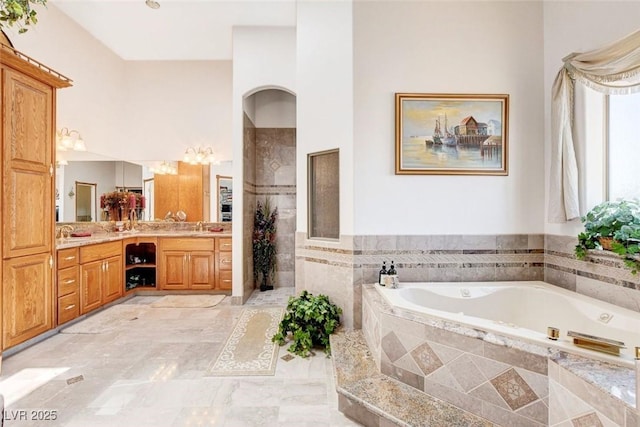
(330, 330, 495, 427)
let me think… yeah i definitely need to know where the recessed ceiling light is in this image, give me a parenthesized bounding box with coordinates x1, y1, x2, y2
(145, 0, 160, 9)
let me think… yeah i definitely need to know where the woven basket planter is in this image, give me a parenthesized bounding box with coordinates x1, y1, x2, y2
(598, 237, 616, 251)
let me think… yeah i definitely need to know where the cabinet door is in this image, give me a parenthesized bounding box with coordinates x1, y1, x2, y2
(189, 251, 215, 290)
(178, 163, 203, 221)
(2, 69, 53, 259)
(102, 255, 123, 304)
(80, 260, 103, 314)
(159, 251, 189, 290)
(153, 173, 179, 220)
(2, 253, 53, 348)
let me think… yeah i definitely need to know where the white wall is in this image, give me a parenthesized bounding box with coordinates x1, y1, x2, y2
(353, 1, 545, 235)
(543, 1, 640, 237)
(254, 89, 296, 128)
(296, 2, 354, 235)
(122, 61, 233, 161)
(6, 5, 233, 164)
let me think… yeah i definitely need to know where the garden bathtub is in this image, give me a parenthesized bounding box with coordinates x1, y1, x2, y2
(376, 281, 640, 364)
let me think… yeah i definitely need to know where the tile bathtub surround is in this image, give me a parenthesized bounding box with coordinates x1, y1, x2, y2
(362, 284, 552, 426)
(362, 284, 640, 427)
(330, 330, 496, 427)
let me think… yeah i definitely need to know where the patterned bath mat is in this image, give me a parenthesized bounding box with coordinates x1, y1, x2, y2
(150, 294, 226, 308)
(61, 305, 148, 334)
(207, 307, 284, 376)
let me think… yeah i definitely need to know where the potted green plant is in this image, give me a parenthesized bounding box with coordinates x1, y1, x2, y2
(575, 199, 640, 273)
(253, 199, 278, 291)
(1, 0, 46, 34)
(272, 290, 342, 357)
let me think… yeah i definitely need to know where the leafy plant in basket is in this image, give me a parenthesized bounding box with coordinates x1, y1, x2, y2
(253, 199, 278, 291)
(575, 199, 640, 273)
(272, 291, 342, 358)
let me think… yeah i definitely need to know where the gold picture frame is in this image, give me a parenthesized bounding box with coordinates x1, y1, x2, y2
(395, 93, 509, 175)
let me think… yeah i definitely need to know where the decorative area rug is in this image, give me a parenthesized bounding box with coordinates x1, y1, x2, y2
(207, 307, 284, 376)
(150, 294, 226, 308)
(61, 305, 148, 334)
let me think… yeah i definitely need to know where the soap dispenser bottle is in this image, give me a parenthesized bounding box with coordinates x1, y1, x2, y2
(388, 261, 398, 288)
(378, 261, 387, 286)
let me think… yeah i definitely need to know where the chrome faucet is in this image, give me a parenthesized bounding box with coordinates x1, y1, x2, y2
(128, 209, 138, 231)
(195, 221, 204, 232)
(58, 224, 74, 239)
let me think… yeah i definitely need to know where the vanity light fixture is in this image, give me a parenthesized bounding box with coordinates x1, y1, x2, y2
(183, 146, 218, 165)
(56, 128, 87, 152)
(56, 152, 68, 166)
(150, 161, 177, 175)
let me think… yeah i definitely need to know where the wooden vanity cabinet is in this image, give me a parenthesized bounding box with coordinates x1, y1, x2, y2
(56, 247, 80, 325)
(79, 241, 123, 314)
(158, 238, 215, 290)
(216, 238, 232, 290)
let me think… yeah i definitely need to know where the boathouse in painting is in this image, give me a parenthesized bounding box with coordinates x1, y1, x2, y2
(456, 116, 488, 136)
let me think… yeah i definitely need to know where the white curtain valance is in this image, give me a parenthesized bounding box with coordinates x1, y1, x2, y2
(549, 29, 640, 223)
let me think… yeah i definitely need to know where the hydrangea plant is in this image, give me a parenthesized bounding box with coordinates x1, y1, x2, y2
(575, 199, 640, 273)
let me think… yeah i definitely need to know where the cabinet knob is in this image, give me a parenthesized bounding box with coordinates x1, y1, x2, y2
(64, 256, 76, 261)
(222, 259, 232, 264)
(64, 304, 76, 311)
(63, 279, 76, 284)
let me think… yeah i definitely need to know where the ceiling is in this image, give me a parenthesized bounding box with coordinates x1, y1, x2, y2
(52, 0, 297, 61)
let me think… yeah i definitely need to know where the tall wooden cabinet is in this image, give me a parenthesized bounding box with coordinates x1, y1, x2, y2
(0, 44, 71, 351)
(154, 162, 210, 221)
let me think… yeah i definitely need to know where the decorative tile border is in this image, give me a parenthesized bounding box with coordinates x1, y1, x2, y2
(296, 233, 640, 330)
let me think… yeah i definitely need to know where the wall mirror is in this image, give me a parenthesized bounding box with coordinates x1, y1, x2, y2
(308, 149, 339, 239)
(56, 153, 229, 223)
(217, 175, 232, 222)
(75, 181, 97, 222)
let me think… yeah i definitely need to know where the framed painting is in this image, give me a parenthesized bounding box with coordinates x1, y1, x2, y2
(395, 93, 509, 175)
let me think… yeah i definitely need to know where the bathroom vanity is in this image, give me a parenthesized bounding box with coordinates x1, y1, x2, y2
(53, 229, 232, 328)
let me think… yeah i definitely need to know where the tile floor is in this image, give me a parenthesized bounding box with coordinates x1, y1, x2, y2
(0, 289, 361, 426)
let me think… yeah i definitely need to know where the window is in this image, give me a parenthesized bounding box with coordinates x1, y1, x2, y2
(607, 92, 640, 200)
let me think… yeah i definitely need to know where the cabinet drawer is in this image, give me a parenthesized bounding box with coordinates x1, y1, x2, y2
(218, 252, 232, 270)
(80, 241, 121, 264)
(160, 238, 214, 252)
(58, 266, 79, 297)
(58, 247, 79, 269)
(218, 270, 232, 290)
(217, 238, 232, 252)
(58, 292, 79, 325)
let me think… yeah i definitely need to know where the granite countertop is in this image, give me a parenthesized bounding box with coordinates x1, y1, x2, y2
(56, 230, 232, 249)
(551, 351, 636, 408)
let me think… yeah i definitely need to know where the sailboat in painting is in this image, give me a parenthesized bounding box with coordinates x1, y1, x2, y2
(432, 114, 457, 146)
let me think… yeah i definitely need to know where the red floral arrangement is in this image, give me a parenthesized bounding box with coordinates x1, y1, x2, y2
(100, 191, 145, 221)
